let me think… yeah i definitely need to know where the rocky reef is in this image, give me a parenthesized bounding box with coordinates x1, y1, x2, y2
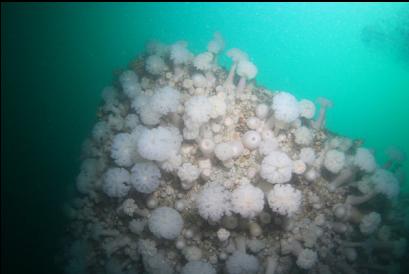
(60, 33, 408, 274)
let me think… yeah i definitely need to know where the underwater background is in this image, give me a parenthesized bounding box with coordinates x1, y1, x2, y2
(2, 2, 408, 274)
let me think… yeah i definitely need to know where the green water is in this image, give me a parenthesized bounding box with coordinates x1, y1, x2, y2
(2, 3, 408, 274)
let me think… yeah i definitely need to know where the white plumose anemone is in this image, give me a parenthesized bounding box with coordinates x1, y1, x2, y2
(267, 184, 302, 216)
(148, 207, 183, 240)
(226, 252, 260, 274)
(259, 137, 279, 156)
(69, 35, 409, 274)
(119, 70, 140, 99)
(372, 169, 400, 199)
(294, 126, 313, 146)
(76, 171, 94, 195)
(260, 151, 293, 184)
(231, 184, 265, 218)
(360, 212, 381, 235)
(177, 163, 200, 183)
(181, 261, 216, 274)
(170, 41, 193, 65)
(101, 86, 118, 103)
(225, 48, 249, 87)
(207, 32, 224, 54)
(227, 48, 248, 63)
(296, 249, 318, 270)
(255, 104, 269, 119)
(137, 126, 182, 162)
(102, 168, 131, 198)
(353, 147, 376, 173)
(236, 60, 258, 93)
(139, 103, 161, 126)
(111, 131, 141, 167)
(92, 121, 111, 143)
(192, 73, 207, 88)
(131, 94, 150, 113)
(123, 113, 139, 131)
(299, 147, 316, 165)
(196, 183, 232, 222)
(76, 158, 105, 194)
(184, 96, 212, 125)
(135, 86, 181, 126)
(209, 95, 227, 119)
(130, 162, 161, 194)
(150, 86, 181, 116)
(346, 168, 400, 205)
(237, 60, 258, 80)
(193, 52, 213, 71)
(145, 55, 167, 75)
(298, 99, 316, 119)
(324, 149, 345, 174)
(272, 92, 300, 123)
(146, 40, 169, 57)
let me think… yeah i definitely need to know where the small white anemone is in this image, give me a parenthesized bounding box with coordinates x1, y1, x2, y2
(242, 131, 261, 150)
(199, 138, 215, 156)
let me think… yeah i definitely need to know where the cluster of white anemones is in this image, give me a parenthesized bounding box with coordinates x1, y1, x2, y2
(64, 32, 406, 274)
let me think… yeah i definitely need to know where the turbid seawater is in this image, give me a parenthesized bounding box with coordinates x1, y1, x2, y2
(2, 3, 409, 274)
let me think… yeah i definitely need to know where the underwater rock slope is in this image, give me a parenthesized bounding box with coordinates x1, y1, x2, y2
(61, 33, 408, 274)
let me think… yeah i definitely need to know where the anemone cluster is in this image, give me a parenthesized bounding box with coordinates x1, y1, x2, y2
(61, 32, 408, 274)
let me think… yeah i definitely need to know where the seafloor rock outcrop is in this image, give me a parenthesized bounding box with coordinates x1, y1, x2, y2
(61, 33, 408, 274)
